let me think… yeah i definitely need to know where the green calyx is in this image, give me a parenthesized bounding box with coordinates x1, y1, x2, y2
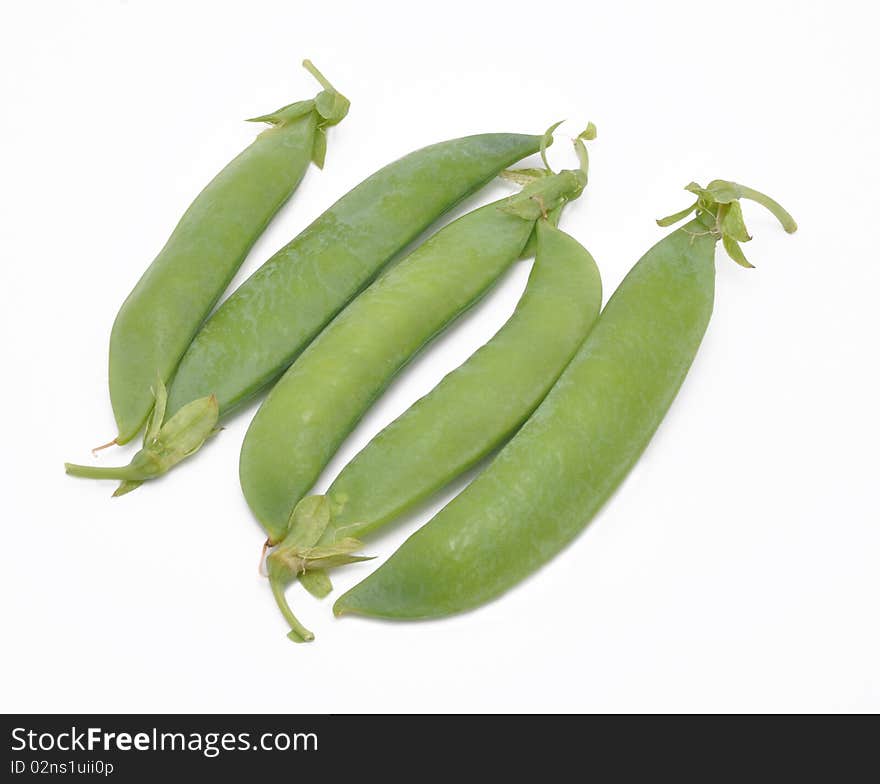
(499, 122, 596, 221)
(271, 538, 370, 576)
(246, 60, 349, 169)
(64, 377, 219, 496)
(303, 60, 350, 127)
(266, 495, 372, 643)
(657, 179, 797, 268)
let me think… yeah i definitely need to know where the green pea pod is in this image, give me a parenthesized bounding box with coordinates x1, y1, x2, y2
(294, 218, 603, 601)
(334, 179, 796, 622)
(258, 142, 593, 641)
(164, 131, 555, 423)
(244, 165, 587, 541)
(108, 61, 349, 446)
(74, 132, 554, 494)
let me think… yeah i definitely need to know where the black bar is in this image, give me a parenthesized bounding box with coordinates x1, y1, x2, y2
(1, 714, 876, 780)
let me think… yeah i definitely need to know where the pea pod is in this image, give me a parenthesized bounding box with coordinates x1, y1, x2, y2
(108, 60, 349, 445)
(243, 163, 587, 538)
(164, 132, 553, 419)
(257, 138, 593, 642)
(293, 218, 603, 601)
(334, 179, 796, 622)
(70, 131, 551, 493)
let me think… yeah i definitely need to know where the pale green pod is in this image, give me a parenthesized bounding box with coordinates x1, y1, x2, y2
(295, 219, 603, 599)
(244, 166, 588, 546)
(335, 180, 796, 622)
(164, 133, 553, 422)
(108, 61, 348, 445)
(258, 152, 597, 641)
(71, 128, 551, 494)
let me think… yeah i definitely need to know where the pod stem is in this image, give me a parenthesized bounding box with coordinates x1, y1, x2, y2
(574, 123, 597, 184)
(732, 184, 798, 234)
(64, 377, 219, 496)
(539, 120, 565, 172)
(302, 59, 336, 93)
(247, 60, 349, 133)
(302, 60, 349, 128)
(657, 178, 797, 267)
(269, 575, 315, 643)
(64, 463, 137, 481)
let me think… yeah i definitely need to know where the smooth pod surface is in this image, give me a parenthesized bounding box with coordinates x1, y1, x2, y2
(165, 133, 544, 420)
(334, 220, 718, 619)
(110, 65, 347, 444)
(240, 199, 539, 544)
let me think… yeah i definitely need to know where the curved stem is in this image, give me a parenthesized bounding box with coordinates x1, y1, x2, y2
(91, 438, 118, 455)
(64, 463, 136, 480)
(735, 184, 798, 233)
(302, 59, 336, 93)
(269, 577, 315, 643)
(574, 139, 590, 183)
(573, 122, 596, 183)
(539, 120, 564, 173)
(258, 539, 271, 577)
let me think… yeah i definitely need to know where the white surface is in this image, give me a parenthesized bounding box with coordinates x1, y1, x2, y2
(2, 0, 877, 714)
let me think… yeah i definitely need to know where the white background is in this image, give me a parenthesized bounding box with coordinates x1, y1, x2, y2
(2, 0, 877, 713)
